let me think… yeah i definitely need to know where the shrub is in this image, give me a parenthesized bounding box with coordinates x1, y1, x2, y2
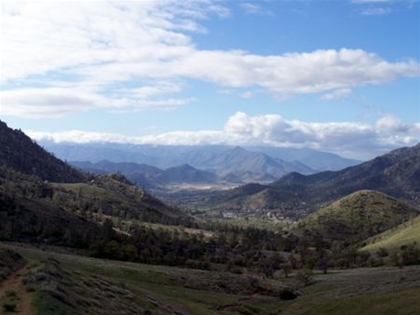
(296, 268, 314, 287)
(5, 290, 18, 298)
(3, 301, 17, 312)
(279, 288, 299, 300)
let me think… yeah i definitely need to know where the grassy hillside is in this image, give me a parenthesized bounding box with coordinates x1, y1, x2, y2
(2, 243, 420, 315)
(51, 173, 187, 224)
(361, 215, 420, 252)
(298, 190, 419, 244)
(0, 164, 203, 269)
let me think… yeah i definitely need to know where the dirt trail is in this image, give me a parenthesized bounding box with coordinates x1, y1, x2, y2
(0, 263, 35, 315)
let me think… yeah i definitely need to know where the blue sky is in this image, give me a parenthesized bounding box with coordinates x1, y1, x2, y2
(1, 0, 419, 159)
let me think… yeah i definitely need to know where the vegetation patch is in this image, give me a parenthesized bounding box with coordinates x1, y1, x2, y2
(0, 248, 26, 282)
(362, 215, 420, 252)
(2, 290, 20, 313)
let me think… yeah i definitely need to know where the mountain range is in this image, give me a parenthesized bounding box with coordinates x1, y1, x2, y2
(41, 141, 360, 185)
(70, 161, 219, 189)
(2, 121, 420, 315)
(192, 143, 420, 219)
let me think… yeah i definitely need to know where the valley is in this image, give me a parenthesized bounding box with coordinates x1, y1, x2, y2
(1, 120, 420, 314)
(2, 0, 419, 314)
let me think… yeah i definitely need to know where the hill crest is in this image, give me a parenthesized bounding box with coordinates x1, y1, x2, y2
(0, 120, 84, 183)
(298, 190, 420, 244)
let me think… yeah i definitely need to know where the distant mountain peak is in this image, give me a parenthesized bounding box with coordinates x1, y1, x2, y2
(203, 143, 420, 219)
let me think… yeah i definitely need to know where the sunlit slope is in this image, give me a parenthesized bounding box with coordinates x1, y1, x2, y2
(298, 190, 419, 244)
(362, 215, 420, 252)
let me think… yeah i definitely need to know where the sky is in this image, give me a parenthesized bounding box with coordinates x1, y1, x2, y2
(1, 0, 419, 160)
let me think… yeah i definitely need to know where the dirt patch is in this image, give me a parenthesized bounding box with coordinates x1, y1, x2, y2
(0, 263, 35, 315)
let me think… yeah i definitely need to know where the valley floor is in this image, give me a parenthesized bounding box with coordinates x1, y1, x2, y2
(1, 242, 420, 315)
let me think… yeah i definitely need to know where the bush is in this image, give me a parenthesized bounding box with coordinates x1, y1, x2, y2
(5, 290, 18, 298)
(3, 301, 17, 312)
(279, 288, 298, 300)
(296, 268, 314, 287)
(3, 290, 19, 313)
(401, 244, 420, 265)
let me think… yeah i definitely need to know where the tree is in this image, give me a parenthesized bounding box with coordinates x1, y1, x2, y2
(281, 263, 292, 278)
(102, 218, 115, 241)
(317, 248, 331, 274)
(296, 268, 314, 287)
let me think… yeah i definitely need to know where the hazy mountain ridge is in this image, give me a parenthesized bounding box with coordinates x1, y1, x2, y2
(41, 141, 359, 184)
(198, 143, 420, 218)
(71, 160, 219, 189)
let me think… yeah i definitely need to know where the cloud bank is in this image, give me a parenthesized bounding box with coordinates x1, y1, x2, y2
(28, 112, 420, 160)
(1, 0, 419, 117)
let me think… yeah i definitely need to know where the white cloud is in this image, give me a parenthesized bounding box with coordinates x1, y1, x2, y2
(27, 112, 420, 160)
(140, 48, 419, 96)
(320, 88, 352, 101)
(0, 83, 193, 117)
(1, 1, 419, 117)
(0, 88, 106, 117)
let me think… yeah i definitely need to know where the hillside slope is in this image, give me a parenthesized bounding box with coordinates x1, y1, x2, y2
(298, 190, 420, 244)
(362, 215, 420, 252)
(272, 143, 420, 204)
(0, 120, 84, 183)
(0, 121, 190, 245)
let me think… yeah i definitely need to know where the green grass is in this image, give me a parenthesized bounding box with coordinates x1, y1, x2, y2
(5, 243, 420, 315)
(362, 215, 420, 252)
(298, 190, 419, 243)
(283, 287, 420, 315)
(32, 292, 76, 315)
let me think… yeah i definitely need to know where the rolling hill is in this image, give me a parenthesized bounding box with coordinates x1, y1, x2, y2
(297, 190, 420, 244)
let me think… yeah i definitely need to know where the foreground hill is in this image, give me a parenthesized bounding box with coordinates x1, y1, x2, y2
(297, 190, 420, 244)
(0, 191, 101, 247)
(0, 120, 84, 183)
(0, 165, 189, 247)
(3, 243, 420, 315)
(201, 143, 420, 218)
